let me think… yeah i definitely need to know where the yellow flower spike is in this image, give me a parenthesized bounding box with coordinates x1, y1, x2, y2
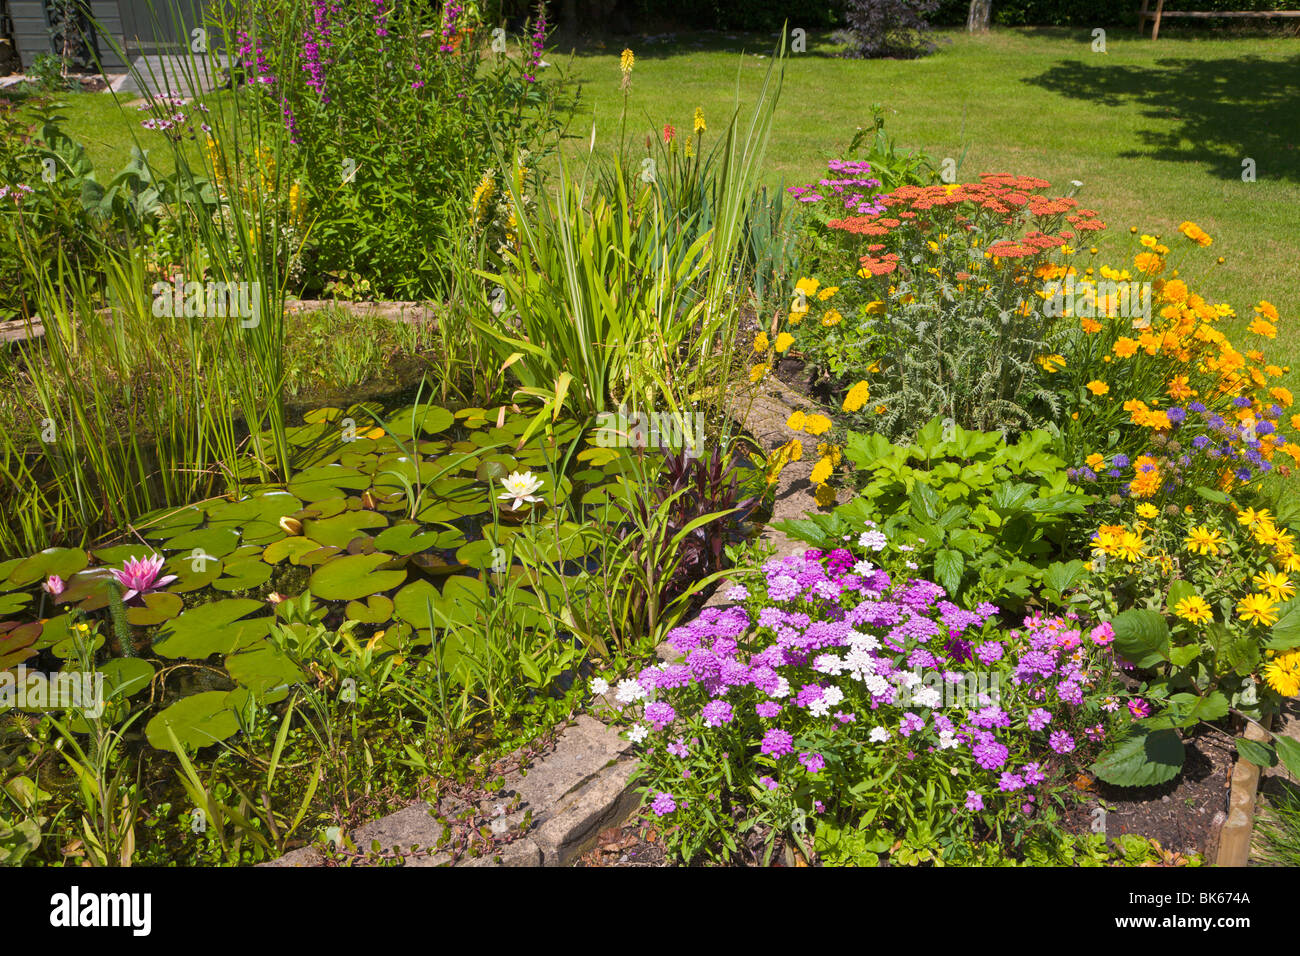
(620, 48, 635, 74)
(693, 107, 706, 134)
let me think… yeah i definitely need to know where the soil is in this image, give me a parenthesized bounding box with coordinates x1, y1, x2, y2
(1060, 724, 1235, 860)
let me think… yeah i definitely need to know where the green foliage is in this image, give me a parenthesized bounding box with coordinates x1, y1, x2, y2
(777, 417, 1092, 606)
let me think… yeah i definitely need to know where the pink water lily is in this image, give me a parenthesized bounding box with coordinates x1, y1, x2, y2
(111, 554, 177, 602)
(42, 574, 66, 597)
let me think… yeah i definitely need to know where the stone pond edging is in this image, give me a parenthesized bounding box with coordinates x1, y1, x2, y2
(260, 376, 820, 867)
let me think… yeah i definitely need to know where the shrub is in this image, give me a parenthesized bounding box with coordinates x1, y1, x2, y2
(842, 0, 941, 58)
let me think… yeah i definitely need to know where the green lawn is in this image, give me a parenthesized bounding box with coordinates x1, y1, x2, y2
(27, 25, 1300, 447)
(562, 26, 1300, 344)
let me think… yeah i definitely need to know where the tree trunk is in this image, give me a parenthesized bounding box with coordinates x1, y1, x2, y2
(968, 0, 992, 32)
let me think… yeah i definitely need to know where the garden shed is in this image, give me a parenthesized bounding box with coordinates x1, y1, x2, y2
(6, 0, 207, 72)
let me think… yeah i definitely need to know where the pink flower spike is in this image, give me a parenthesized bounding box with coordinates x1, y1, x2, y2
(111, 553, 177, 602)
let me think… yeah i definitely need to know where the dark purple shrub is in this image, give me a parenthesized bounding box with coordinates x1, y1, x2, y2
(843, 0, 941, 58)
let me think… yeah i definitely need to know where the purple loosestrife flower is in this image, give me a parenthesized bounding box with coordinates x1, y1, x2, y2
(761, 728, 794, 758)
(112, 554, 177, 602)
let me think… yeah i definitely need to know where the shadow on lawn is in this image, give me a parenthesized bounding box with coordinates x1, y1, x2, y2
(1024, 53, 1300, 183)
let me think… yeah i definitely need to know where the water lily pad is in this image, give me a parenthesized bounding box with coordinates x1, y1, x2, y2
(0, 557, 25, 590)
(163, 527, 241, 560)
(287, 463, 370, 502)
(308, 552, 406, 601)
(165, 553, 224, 593)
(137, 505, 204, 541)
(455, 540, 499, 570)
(262, 536, 322, 565)
(409, 553, 463, 577)
(303, 406, 343, 424)
(214, 556, 274, 593)
(54, 568, 116, 605)
(153, 598, 271, 659)
(303, 511, 389, 548)
(145, 689, 250, 751)
(6, 548, 89, 589)
(296, 545, 344, 567)
(0, 591, 31, 616)
(126, 591, 184, 626)
(345, 594, 394, 624)
(393, 579, 440, 629)
(298, 496, 348, 519)
(49, 631, 104, 659)
(0, 621, 40, 668)
(373, 523, 460, 555)
(387, 404, 454, 437)
(100, 657, 155, 700)
(225, 640, 305, 694)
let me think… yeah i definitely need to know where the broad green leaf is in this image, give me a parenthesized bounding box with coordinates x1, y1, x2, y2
(1090, 727, 1184, 787)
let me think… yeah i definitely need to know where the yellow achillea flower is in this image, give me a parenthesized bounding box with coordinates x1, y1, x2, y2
(802, 414, 832, 436)
(842, 381, 871, 413)
(786, 438, 803, 461)
(693, 107, 706, 134)
(753, 331, 770, 353)
(814, 483, 836, 508)
(774, 332, 794, 353)
(817, 286, 839, 301)
(620, 48, 635, 73)
(1085, 380, 1109, 396)
(1254, 570, 1296, 603)
(1184, 525, 1223, 556)
(1237, 592, 1280, 627)
(750, 363, 769, 383)
(1264, 650, 1300, 697)
(786, 410, 806, 431)
(810, 456, 835, 484)
(794, 276, 820, 298)
(821, 309, 842, 327)
(1036, 354, 1066, 373)
(1174, 595, 1213, 624)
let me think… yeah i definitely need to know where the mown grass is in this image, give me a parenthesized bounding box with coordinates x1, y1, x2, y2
(22, 26, 1300, 490)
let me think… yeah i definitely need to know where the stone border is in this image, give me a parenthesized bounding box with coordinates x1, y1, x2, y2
(257, 376, 822, 868)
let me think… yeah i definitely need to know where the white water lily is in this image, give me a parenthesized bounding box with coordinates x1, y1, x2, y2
(497, 470, 543, 511)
